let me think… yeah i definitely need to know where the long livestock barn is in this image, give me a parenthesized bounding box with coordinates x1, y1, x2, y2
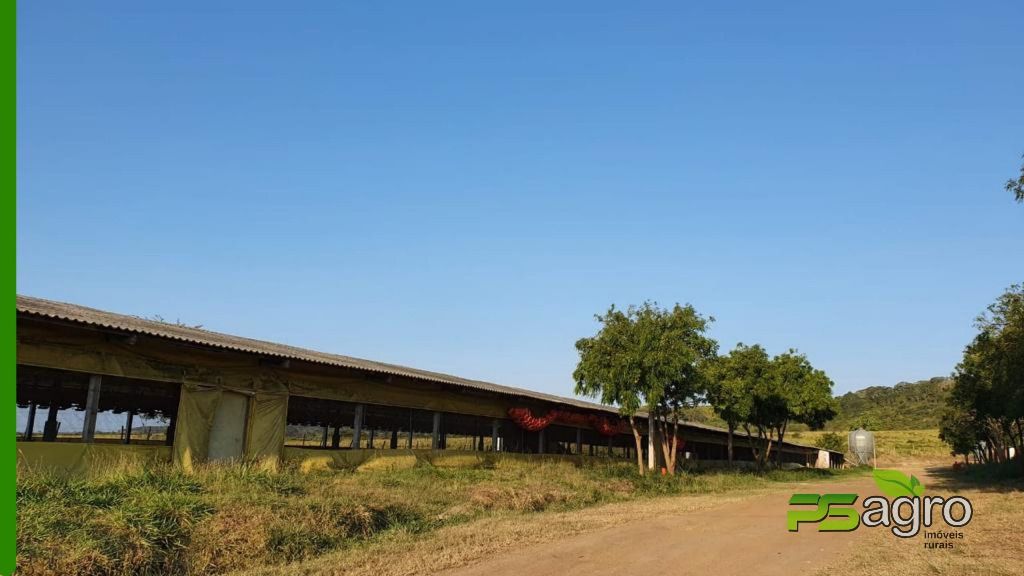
(15, 295, 843, 473)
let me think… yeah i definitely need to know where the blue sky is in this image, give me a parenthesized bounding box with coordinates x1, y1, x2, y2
(17, 1, 1023, 398)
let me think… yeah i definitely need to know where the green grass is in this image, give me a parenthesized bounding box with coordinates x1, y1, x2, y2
(16, 458, 859, 576)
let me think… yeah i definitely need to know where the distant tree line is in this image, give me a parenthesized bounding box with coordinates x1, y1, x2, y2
(939, 284, 1024, 469)
(573, 302, 836, 476)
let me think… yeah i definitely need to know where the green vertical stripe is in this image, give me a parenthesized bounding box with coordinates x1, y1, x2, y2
(3, 0, 15, 572)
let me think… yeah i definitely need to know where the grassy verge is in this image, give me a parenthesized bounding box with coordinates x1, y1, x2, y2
(17, 457, 860, 576)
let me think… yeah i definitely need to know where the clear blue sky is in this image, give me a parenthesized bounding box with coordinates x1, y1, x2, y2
(17, 1, 1023, 398)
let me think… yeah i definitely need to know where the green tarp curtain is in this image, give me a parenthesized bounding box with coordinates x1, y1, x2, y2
(172, 381, 288, 472)
(245, 391, 288, 470)
(172, 384, 222, 472)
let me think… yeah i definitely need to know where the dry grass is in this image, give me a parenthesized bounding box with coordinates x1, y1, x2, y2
(229, 488, 770, 576)
(814, 467, 1024, 576)
(791, 429, 951, 465)
(16, 455, 857, 576)
(243, 462, 1021, 576)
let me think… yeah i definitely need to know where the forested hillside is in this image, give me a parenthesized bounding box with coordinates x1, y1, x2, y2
(686, 377, 952, 431)
(827, 377, 951, 430)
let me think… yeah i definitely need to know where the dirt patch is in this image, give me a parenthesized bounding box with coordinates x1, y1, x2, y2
(231, 477, 842, 576)
(439, 473, 884, 576)
(814, 465, 1024, 576)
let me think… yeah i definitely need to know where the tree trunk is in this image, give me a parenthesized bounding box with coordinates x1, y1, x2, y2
(1016, 419, 1024, 473)
(655, 409, 680, 475)
(743, 424, 761, 471)
(726, 422, 735, 465)
(775, 421, 788, 468)
(775, 428, 782, 467)
(647, 410, 657, 472)
(628, 415, 645, 476)
(670, 413, 681, 473)
(760, 427, 774, 471)
(1016, 418, 1023, 452)
(657, 416, 668, 473)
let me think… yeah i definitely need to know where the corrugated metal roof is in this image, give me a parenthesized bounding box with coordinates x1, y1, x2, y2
(16, 294, 833, 453)
(16, 295, 623, 413)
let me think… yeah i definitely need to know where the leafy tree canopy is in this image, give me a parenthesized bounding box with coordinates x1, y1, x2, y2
(573, 301, 716, 416)
(1008, 155, 1024, 203)
(574, 301, 717, 475)
(705, 343, 767, 428)
(772, 350, 837, 430)
(942, 284, 1024, 466)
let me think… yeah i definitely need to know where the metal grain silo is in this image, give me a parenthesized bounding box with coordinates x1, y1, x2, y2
(848, 428, 875, 467)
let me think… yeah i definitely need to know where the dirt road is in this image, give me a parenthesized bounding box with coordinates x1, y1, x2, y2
(442, 471, 896, 576)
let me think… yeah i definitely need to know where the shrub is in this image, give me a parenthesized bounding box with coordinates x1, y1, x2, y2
(814, 432, 845, 453)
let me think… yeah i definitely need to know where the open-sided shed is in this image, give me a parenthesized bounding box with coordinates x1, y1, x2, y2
(15, 295, 843, 472)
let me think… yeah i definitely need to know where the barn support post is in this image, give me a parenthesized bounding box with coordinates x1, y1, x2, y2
(82, 375, 102, 444)
(491, 419, 500, 452)
(390, 429, 399, 449)
(407, 411, 414, 449)
(123, 410, 135, 444)
(538, 428, 545, 454)
(351, 404, 364, 449)
(368, 428, 376, 449)
(575, 428, 583, 455)
(321, 426, 329, 448)
(331, 425, 341, 449)
(165, 413, 176, 446)
(432, 412, 442, 450)
(42, 381, 62, 442)
(23, 402, 36, 441)
(607, 435, 613, 456)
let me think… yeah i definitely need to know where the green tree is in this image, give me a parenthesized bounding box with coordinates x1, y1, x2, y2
(770, 350, 837, 466)
(741, 367, 788, 471)
(574, 302, 716, 475)
(814, 432, 845, 453)
(1007, 155, 1024, 203)
(944, 284, 1024, 469)
(706, 343, 765, 465)
(939, 406, 980, 464)
(717, 348, 836, 471)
